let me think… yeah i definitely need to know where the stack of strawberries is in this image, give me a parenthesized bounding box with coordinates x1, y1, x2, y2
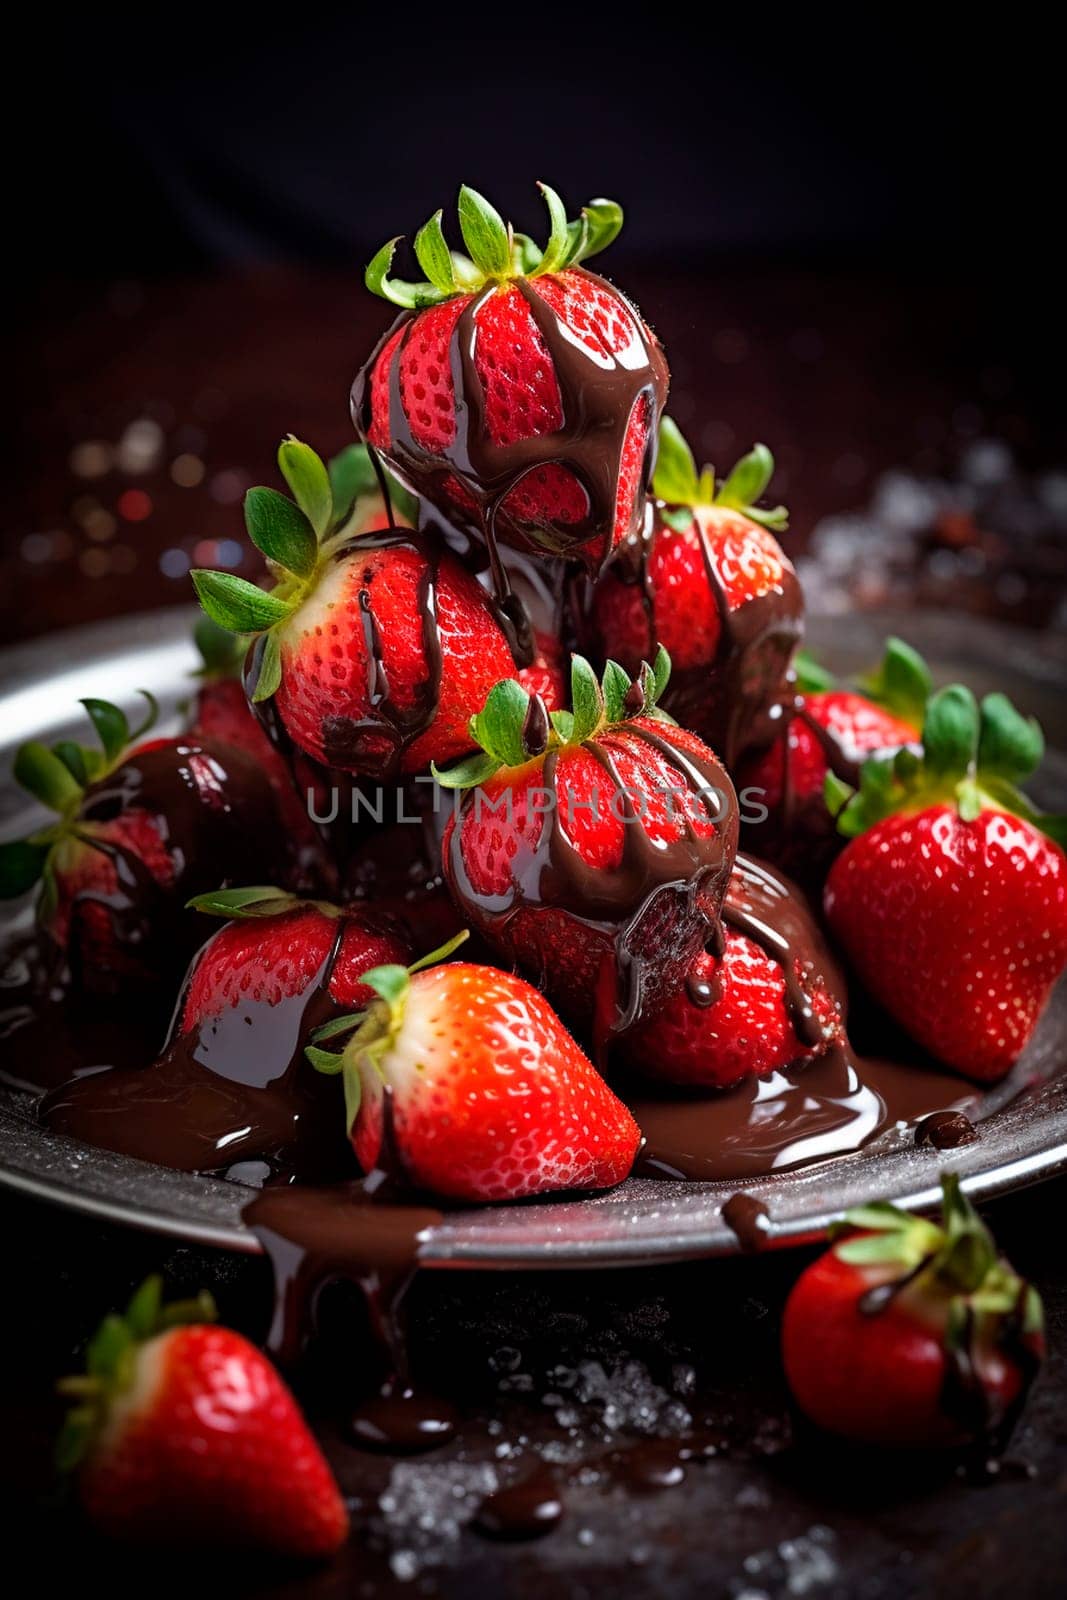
(4, 182, 1066, 1559)
(5, 182, 1066, 1200)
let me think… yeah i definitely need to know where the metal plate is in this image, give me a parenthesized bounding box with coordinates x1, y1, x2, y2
(2, 605, 1066, 1266)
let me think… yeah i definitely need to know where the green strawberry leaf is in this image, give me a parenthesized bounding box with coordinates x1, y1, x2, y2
(414, 210, 458, 296)
(977, 692, 1044, 784)
(250, 628, 283, 704)
(570, 654, 605, 744)
(310, 1012, 367, 1044)
(0, 839, 49, 897)
(922, 684, 980, 782)
(457, 185, 511, 279)
(14, 741, 84, 813)
(244, 486, 317, 578)
(361, 963, 411, 1009)
(277, 439, 332, 541)
(660, 505, 695, 532)
(365, 236, 447, 310)
(329, 444, 380, 522)
(511, 232, 544, 274)
(653, 417, 700, 506)
(569, 198, 624, 264)
(793, 649, 836, 694)
(651, 644, 672, 704)
(536, 182, 570, 275)
(550, 709, 575, 743)
(79, 698, 129, 766)
(192, 570, 295, 635)
(51, 741, 91, 786)
(469, 677, 532, 769)
(602, 659, 631, 725)
(123, 1275, 163, 1340)
(861, 637, 931, 727)
(717, 443, 774, 510)
(431, 750, 502, 790)
(186, 885, 299, 919)
(305, 1044, 345, 1075)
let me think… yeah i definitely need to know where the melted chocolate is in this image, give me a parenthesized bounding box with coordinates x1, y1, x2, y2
(40, 924, 357, 1182)
(352, 268, 669, 578)
(445, 719, 739, 1039)
(721, 1192, 772, 1252)
(474, 1469, 564, 1540)
(719, 854, 846, 1051)
(631, 1048, 969, 1183)
(916, 1110, 980, 1149)
(577, 500, 804, 767)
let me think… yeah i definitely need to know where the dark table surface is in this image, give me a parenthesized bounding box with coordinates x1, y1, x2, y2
(3, 267, 1066, 1596)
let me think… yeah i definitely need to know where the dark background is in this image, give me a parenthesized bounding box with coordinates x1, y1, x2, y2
(3, 20, 1064, 643)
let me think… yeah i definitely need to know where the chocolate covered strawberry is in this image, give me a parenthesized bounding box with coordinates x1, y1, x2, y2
(824, 685, 1067, 1080)
(782, 1175, 1044, 1448)
(192, 438, 528, 780)
(58, 1276, 348, 1556)
(44, 889, 411, 1177)
(620, 855, 846, 1089)
(581, 419, 801, 764)
(353, 184, 668, 573)
(311, 947, 640, 1202)
(436, 652, 739, 1042)
(0, 697, 291, 990)
(739, 639, 926, 872)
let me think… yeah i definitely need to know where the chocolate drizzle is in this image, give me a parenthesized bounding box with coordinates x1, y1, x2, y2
(352, 267, 669, 578)
(580, 501, 804, 767)
(916, 1110, 980, 1149)
(721, 1192, 772, 1252)
(41, 921, 358, 1182)
(446, 719, 739, 1040)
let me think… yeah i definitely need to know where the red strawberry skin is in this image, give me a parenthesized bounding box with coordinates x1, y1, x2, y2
(584, 504, 802, 758)
(782, 1246, 1040, 1447)
(354, 962, 640, 1201)
(442, 718, 738, 1031)
(824, 806, 1067, 1080)
(620, 928, 844, 1090)
(182, 904, 410, 1031)
(79, 1324, 348, 1557)
(367, 273, 662, 569)
(743, 690, 918, 816)
(272, 540, 518, 777)
(51, 811, 174, 972)
(516, 628, 567, 709)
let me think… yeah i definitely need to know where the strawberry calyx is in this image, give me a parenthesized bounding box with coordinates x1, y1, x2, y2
(651, 417, 788, 533)
(0, 691, 159, 910)
(831, 1173, 1043, 1342)
(191, 615, 247, 682)
(190, 440, 413, 705)
(857, 636, 932, 728)
(366, 184, 624, 310)
(305, 931, 470, 1133)
(431, 649, 673, 791)
(792, 649, 837, 695)
(826, 681, 1067, 847)
(186, 884, 346, 921)
(55, 1275, 216, 1474)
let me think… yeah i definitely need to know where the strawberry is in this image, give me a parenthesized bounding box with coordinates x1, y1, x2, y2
(823, 683, 1067, 1080)
(435, 652, 739, 1042)
(739, 638, 926, 871)
(181, 887, 411, 1030)
(353, 184, 668, 573)
(619, 854, 845, 1089)
(310, 943, 641, 1202)
(516, 627, 568, 710)
(580, 419, 801, 764)
(0, 697, 291, 990)
(57, 1276, 348, 1557)
(192, 438, 535, 780)
(189, 617, 332, 884)
(782, 1175, 1044, 1448)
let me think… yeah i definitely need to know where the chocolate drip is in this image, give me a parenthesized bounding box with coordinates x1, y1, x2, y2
(857, 1254, 934, 1317)
(916, 1110, 980, 1149)
(59, 739, 289, 992)
(41, 921, 358, 1182)
(446, 719, 739, 1038)
(579, 501, 804, 767)
(720, 1192, 771, 1252)
(721, 854, 845, 1051)
(352, 268, 669, 578)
